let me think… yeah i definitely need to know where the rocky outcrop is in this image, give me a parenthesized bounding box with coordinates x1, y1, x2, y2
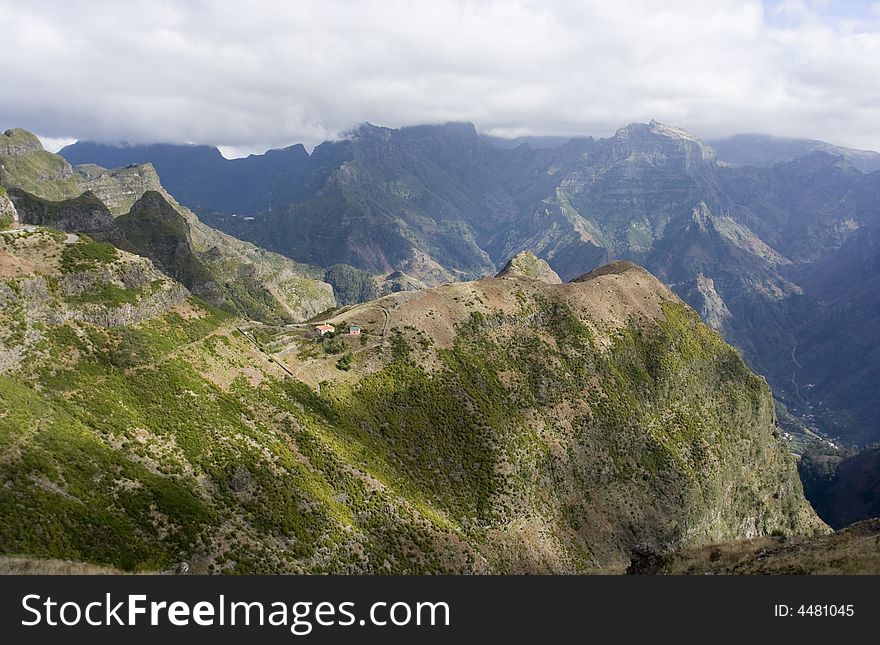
(684, 273, 731, 332)
(496, 251, 562, 283)
(378, 270, 427, 295)
(75, 163, 165, 216)
(7, 188, 124, 244)
(570, 259, 645, 282)
(0, 226, 191, 374)
(0, 187, 18, 229)
(0, 129, 44, 156)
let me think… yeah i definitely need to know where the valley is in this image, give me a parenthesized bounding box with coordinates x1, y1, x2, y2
(0, 121, 877, 574)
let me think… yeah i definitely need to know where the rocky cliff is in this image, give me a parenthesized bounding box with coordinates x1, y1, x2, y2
(0, 186, 18, 229)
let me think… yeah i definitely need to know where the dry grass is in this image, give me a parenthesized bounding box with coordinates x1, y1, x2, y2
(0, 556, 151, 575)
(659, 519, 880, 575)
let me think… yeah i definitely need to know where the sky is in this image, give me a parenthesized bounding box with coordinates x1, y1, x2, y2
(3, 0, 880, 157)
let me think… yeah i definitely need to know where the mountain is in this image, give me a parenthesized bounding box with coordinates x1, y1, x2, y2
(710, 133, 880, 173)
(480, 133, 575, 150)
(56, 121, 880, 447)
(799, 447, 880, 529)
(496, 250, 562, 283)
(59, 140, 326, 216)
(1, 130, 334, 322)
(0, 225, 824, 572)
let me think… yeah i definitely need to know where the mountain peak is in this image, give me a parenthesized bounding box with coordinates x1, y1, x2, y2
(1, 128, 44, 156)
(612, 120, 716, 161)
(496, 251, 562, 283)
(570, 259, 647, 283)
(690, 201, 714, 229)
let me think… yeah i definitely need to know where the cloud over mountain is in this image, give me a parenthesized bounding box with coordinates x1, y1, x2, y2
(3, 0, 880, 152)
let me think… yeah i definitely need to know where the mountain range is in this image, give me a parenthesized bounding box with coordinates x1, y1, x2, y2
(6, 118, 880, 572)
(59, 121, 880, 448)
(1, 129, 334, 323)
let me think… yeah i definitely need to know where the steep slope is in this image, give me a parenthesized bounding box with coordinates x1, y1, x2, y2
(55, 121, 880, 445)
(205, 123, 503, 283)
(0, 247, 824, 573)
(0, 131, 334, 322)
(0, 129, 80, 200)
(783, 227, 880, 443)
(799, 447, 880, 529)
(0, 186, 18, 230)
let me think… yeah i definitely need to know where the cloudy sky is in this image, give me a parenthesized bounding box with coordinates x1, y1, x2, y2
(3, 0, 880, 156)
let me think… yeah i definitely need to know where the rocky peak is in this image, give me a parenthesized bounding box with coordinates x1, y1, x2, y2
(75, 162, 165, 215)
(690, 201, 715, 231)
(0, 128, 44, 156)
(129, 189, 179, 217)
(496, 251, 562, 283)
(350, 122, 394, 142)
(610, 120, 716, 164)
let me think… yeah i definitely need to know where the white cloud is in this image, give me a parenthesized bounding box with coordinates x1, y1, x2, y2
(36, 135, 77, 153)
(2, 0, 880, 151)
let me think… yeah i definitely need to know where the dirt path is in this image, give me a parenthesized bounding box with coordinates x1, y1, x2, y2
(790, 340, 805, 403)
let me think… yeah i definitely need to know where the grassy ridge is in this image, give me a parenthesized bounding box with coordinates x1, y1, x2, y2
(0, 264, 821, 572)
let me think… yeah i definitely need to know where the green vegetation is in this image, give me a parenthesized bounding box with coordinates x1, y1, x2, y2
(0, 249, 821, 573)
(0, 151, 81, 201)
(324, 264, 378, 305)
(335, 353, 353, 371)
(60, 238, 118, 272)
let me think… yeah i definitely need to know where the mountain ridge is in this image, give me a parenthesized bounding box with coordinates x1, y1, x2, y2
(0, 223, 826, 571)
(54, 121, 880, 446)
(1, 132, 335, 322)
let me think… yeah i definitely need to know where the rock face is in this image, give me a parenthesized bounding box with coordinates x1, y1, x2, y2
(0, 187, 18, 229)
(8, 188, 124, 244)
(75, 163, 165, 215)
(0, 226, 188, 374)
(683, 274, 731, 332)
(496, 251, 562, 283)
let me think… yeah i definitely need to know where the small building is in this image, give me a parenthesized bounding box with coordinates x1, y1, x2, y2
(349, 326, 362, 336)
(315, 323, 335, 336)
